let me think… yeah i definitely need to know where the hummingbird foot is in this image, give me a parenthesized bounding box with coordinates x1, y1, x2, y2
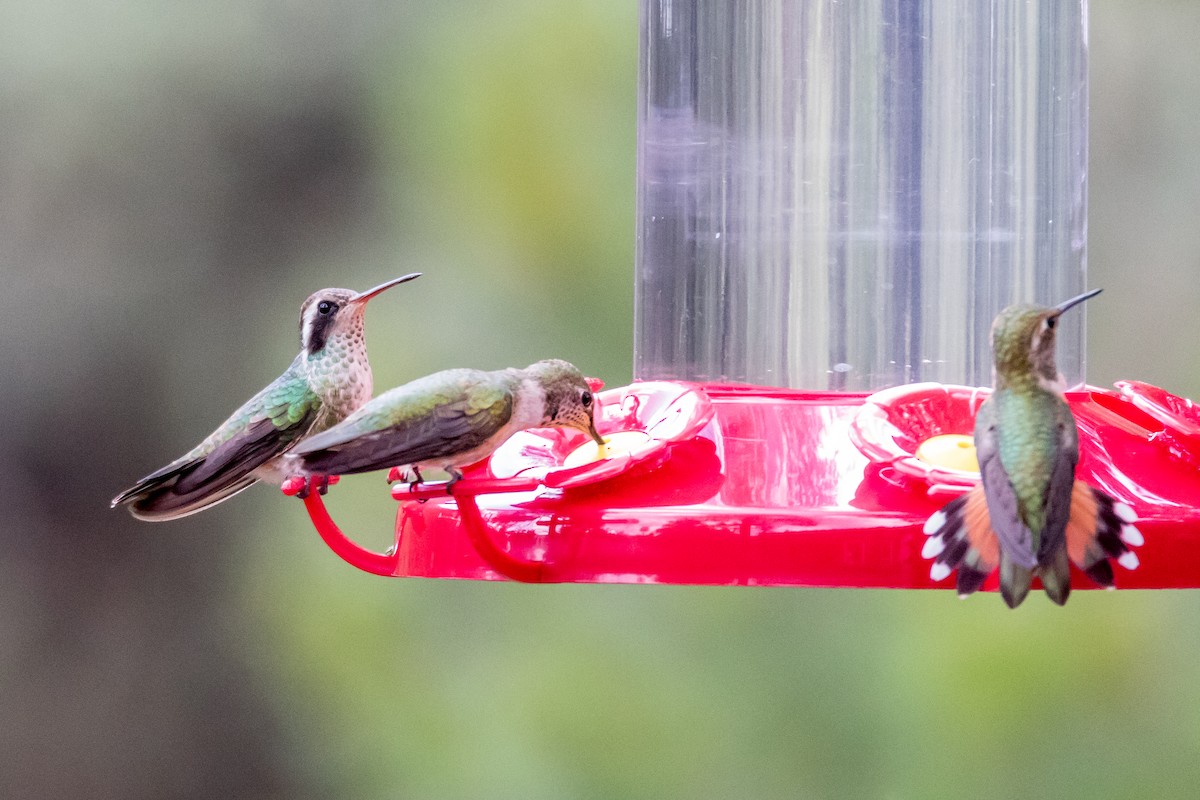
(282, 474, 339, 499)
(388, 466, 429, 505)
(444, 467, 464, 494)
(386, 465, 424, 487)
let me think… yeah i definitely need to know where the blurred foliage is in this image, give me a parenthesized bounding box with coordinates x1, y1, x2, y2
(2, 1, 1199, 798)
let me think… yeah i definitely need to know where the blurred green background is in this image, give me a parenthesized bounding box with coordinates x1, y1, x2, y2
(4, 1, 1200, 798)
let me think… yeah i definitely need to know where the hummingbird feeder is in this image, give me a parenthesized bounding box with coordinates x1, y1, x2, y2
(295, 1, 1200, 589)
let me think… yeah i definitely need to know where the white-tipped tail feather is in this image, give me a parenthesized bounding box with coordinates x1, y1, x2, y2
(1120, 524, 1144, 547)
(921, 481, 1144, 605)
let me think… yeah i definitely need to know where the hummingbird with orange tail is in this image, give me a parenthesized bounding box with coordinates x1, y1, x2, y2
(111, 273, 421, 520)
(922, 288, 1143, 607)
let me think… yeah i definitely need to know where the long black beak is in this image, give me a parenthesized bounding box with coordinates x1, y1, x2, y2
(1053, 287, 1102, 315)
(351, 272, 422, 304)
(587, 419, 605, 446)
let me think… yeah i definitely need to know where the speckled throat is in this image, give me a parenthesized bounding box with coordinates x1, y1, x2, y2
(305, 321, 373, 422)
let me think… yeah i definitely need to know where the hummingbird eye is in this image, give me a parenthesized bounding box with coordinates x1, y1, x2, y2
(580, 390, 593, 407)
(317, 300, 336, 315)
(1045, 316, 1057, 330)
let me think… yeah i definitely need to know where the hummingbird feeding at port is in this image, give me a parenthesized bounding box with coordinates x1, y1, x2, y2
(922, 288, 1143, 607)
(111, 273, 422, 520)
(286, 358, 605, 487)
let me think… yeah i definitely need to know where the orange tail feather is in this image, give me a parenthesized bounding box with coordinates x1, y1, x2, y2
(922, 481, 1142, 600)
(922, 486, 1001, 598)
(1065, 481, 1142, 588)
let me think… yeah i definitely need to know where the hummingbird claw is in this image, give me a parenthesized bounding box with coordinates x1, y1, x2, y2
(314, 474, 340, 495)
(387, 465, 424, 488)
(445, 467, 464, 494)
(286, 473, 337, 499)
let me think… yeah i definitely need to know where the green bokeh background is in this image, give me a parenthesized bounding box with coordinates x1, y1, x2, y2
(4, 2, 1199, 798)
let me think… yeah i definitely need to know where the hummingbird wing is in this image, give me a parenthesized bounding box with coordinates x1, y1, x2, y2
(112, 355, 323, 520)
(976, 399, 1038, 607)
(974, 399, 1038, 571)
(1035, 402, 1082, 603)
(294, 368, 514, 476)
(1038, 402, 1081, 559)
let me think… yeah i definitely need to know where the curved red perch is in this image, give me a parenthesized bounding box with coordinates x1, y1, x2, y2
(302, 491, 400, 577)
(453, 493, 548, 583)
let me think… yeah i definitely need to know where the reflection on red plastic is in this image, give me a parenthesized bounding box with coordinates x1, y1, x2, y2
(297, 380, 1200, 589)
(1115, 380, 1200, 470)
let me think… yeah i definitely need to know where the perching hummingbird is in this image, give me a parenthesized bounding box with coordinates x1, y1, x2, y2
(287, 358, 604, 485)
(111, 273, 421, 520)
(922, 288, 1143, 607)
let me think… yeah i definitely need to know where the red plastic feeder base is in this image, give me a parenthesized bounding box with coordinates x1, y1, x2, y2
(297, 380, 1200, 588)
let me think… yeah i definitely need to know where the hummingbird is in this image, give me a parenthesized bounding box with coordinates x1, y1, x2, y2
(287, 358, 605, 486)
(922, 288, 1143, 607)
(111, 273, 421, 520)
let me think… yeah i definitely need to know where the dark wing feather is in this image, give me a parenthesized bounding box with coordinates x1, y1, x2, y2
(975, 399, 1038, 569)
(1036, 403, 1080, 563)
(1036, 402, 1082, 604)
(174, 415, 313, 493)
(115, 411, 320, 521)
(112, 355, 322, 520)
(296, 371, 514, 476)
(124, 475, 259, 522)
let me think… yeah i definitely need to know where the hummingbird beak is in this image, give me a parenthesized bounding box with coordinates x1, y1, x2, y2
(587, 419, 605, 446)
(1053, 287, 1102, 315)
(350, 272, 422, 305)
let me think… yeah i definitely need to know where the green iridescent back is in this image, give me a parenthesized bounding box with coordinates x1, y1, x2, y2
(178, 354, 322, 464)
(983, 388, 1077, 543)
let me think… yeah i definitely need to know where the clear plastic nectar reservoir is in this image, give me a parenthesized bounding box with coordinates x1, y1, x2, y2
(635, 1, 1089, 390)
